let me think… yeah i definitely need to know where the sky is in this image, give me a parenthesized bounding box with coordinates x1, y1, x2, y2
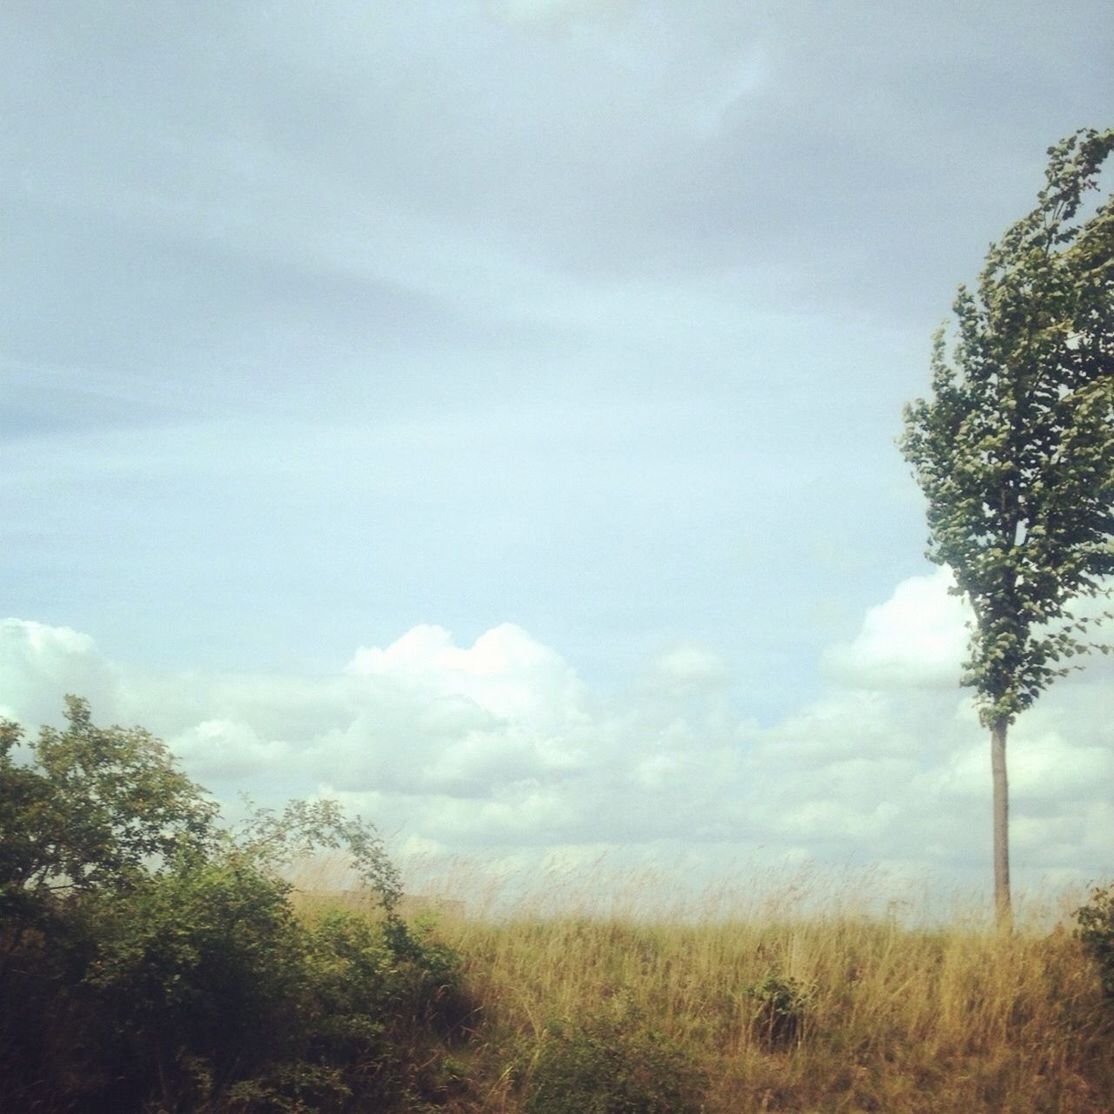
(2, 0, 1112, 913)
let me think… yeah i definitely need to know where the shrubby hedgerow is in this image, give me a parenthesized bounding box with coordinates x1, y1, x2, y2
(0, 698, 468, 1112)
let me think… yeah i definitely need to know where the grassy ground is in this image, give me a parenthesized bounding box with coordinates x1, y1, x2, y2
(293, 864, 1114, 1113)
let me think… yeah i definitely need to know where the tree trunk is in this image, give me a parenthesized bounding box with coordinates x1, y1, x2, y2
(991, 717, 1012, 930)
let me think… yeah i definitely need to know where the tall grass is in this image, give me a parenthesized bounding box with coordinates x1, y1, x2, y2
(296, 859, 1114, 1113)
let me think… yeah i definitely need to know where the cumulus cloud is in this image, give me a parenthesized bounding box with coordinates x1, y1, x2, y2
(173, 719, 295, 782)
(346, 623, 586, 728)
(822, 567, 971, 689)
(0, 618, 119, 725)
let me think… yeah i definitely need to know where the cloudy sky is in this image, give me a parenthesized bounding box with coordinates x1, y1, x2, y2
(3, 0, 1112, 910)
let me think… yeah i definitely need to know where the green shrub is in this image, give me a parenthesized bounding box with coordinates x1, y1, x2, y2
(524, 1001, 704, 1114)
(83, 852, 305, 1101)
(73, 864, 471, 1111)
(0, 698, 469, 1112)
(224, 1061, 354, 1113)
(746, 971, 812, 1047)
(292, 911, 473, 1109)
(1075, 883, 1114, 998)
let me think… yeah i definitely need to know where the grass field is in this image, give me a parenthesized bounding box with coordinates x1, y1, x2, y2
(293, 862, 1114, 1112)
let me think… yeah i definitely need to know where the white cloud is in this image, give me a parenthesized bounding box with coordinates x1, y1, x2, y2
(173, 719, 294, 781)
(1011, 735, 1114, 803)
(346, 623, 587, 729)
(763, 687, 930, 762)
(822, 567, 971, 689)
(0, 618, 119, 725)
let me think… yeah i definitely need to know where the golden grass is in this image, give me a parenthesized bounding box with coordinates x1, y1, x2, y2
(292, 859, 1114, 1112)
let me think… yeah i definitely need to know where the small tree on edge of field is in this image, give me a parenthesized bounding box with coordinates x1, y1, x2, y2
(900, 128, 1114, 927)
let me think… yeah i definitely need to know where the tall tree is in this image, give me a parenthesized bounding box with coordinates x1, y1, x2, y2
(901, 128, 1114, 926)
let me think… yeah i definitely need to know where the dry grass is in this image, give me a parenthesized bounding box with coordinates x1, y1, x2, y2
(293, 859, 1114, 1112)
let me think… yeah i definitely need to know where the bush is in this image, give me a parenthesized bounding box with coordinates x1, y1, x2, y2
(83, 853, 306, 1104)
(0, 698, 468, 1112)
(746, 971, 812, 1048)
(1075, 883, 1114, 998)
(289, 911, 473, 1109)
(524, 1001, 704, 1114)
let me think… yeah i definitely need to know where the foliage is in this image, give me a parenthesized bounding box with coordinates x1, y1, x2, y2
(523, 1000, 705, 1114)
(0, 698, 464, 1112)
(745, 970, 812, 1047)
(0, 695, 218, 912)
(224, 1061, 355, 1113)
(84, 854, 305, 1091)
(236, 796, 403, 913)
(900, 127, 1114, 728)
(1075, 883, 1114, 998)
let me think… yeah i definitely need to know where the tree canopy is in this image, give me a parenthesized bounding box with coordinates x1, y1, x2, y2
(1, 695, 219, 911)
